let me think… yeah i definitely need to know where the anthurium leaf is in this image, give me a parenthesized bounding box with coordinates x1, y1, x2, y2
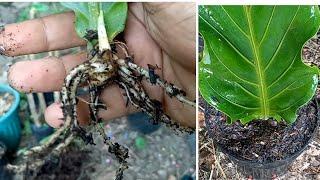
(199, 5, 320, 124)
(61, 2, 127, 41)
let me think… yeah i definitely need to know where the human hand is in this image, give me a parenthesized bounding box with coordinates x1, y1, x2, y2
(3, 2, 196, 128)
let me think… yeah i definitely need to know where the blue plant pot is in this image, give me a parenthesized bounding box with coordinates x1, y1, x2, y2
(0, 84, 21, 151)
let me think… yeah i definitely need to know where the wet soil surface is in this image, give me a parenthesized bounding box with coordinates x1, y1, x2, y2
(199, 123, 320, 180)
(205, 99, 318, 163)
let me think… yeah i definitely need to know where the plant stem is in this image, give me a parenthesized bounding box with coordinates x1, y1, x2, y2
(97, 9, 110, 52)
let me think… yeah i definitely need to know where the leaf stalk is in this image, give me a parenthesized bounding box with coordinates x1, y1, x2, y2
(98, 9, 110, 52)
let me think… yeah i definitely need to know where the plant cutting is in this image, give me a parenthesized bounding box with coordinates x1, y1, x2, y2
(199, 5, 320, 178)
(3, 2, 195, 180)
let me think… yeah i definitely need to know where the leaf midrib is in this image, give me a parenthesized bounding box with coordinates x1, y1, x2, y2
(245, 6, 269, 118)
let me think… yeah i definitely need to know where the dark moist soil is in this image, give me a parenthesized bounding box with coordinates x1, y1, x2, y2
(34, 146, 91, 180)
(205, 98, 319, 163)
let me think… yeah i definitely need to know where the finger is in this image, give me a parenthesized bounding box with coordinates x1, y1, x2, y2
(45, 101, 90, 128)
(144, 3, 196, 60)
(8, 52, 87, 93)
(144, 2, 196, 70)
(98, 85, 138, 119)
(1, 12, 86, 56)
(45, 85, 138, 128)
(45, 102, 64, 128)
(124, 7, 164, 102)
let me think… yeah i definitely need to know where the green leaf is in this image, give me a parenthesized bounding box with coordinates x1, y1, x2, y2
(32, 3, 49, 12)
(17, 7, 30, 22)
(199, 5, 320, 124)
(61, 2, 127, 41)
(17, 3, 67, 22)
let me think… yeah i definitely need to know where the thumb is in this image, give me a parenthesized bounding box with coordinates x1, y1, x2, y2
(45, 85, 138, 128)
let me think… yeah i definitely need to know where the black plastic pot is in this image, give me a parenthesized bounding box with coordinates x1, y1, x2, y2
(31, 124, 54, 142)
(205, 100, 320, 179)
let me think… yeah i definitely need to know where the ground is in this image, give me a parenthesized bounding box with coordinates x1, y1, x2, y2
(84, 118, 195, 180)
(32, 117, 196, 180)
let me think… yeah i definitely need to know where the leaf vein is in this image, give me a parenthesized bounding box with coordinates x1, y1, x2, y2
(268, 73, 310, 101)
(199, 15, 255, 67)
(258, 6, 276, 46)
(245, 6, 269, 117)
(204, 77, 259, 110)
(267, 51, 298, 89)
(207, 41, 259, 87)
(264, 6, 300, 72)
(221, 6, 249, 38)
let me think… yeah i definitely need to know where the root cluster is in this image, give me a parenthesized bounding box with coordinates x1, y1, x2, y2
(6, 39, 195, 179)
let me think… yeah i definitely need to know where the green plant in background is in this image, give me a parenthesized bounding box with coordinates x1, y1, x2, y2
(199, 5, 320, 124)
(17, 3, 66, 22)
(17, 3, 48, 22)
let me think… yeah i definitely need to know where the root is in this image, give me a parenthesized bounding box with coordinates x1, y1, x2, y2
(6, 133, 75, 177)
(22, 116, 72, 156)
(117, 59, 196, 107)
(9, 38, 194, 179)
(76, 96, 106, 107)
(117, 66, 194, 133)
